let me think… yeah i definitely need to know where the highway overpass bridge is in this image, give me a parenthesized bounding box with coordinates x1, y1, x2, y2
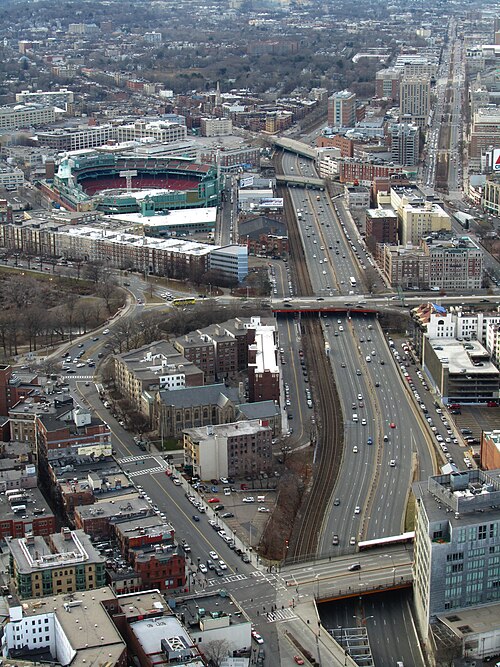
(276, 173, 325, 188)
(282, 545, 414, 603)
(268, 136, 317, 160)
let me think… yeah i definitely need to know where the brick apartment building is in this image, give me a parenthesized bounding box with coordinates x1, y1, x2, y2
(338, 159, 403, 184)
(316, 134, 355, 157)
(0, 364, 39, 416)
(365, 208, 399, 248)
(0, 486, 55, 540)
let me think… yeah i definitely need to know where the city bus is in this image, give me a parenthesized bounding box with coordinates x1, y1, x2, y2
(172, 297, 196, 307)
(349, 277, 357, 288)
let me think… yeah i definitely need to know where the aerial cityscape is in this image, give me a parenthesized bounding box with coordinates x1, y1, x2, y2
(0, 0, 499, 666)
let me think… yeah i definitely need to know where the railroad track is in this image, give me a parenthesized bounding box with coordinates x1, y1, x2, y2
(287, 318, 343, 561)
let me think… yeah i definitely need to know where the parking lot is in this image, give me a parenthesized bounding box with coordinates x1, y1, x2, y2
(183, 481, 276, 550)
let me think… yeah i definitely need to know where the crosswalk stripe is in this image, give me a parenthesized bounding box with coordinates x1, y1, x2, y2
(119, 455, 157, 464)
(265, 608, 297, 623)
(128, 466, 166, 477)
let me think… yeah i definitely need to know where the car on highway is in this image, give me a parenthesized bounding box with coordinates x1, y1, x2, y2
(332, 534, 339, 545)
(334, 498, 340, 506)
(354, 506, 360, 514)
(349, 536, 356, 546)
(209, 551, 218, 560)
(367, 437, 373, 445)
(192, 515, 200, 522)
(103, 329, 110, 334)
(390, 422, 396, 428)
(389, 459, 396, 467)
(294, 657, 305, 665)
(352, 445, 358, 453)
(198, 563, 208, 574)
(258, 507, 269, 513)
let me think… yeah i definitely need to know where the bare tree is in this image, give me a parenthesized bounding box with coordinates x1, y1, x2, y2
(83, 260, 106, 284)
(202, 639, 231, 667)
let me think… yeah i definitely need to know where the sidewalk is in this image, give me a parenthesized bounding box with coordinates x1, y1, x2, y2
(279, 598, 357, 666)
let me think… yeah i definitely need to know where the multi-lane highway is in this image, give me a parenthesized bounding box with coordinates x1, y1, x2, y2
(278, 151, 435, 554)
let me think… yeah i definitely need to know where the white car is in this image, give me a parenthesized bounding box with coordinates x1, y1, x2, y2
(218, 560, 228, 570)
(242, 497, 255, 503)
(199, 563, 208, 574)
(252, 631, 264, 645)
(354, 506, 360, 514)
(209, 551, 218, 560)
(352, 445, 358, 453)
(389, 460, 396, 467)
(103, 329, 110, 335)
(258, 507, 270, 513)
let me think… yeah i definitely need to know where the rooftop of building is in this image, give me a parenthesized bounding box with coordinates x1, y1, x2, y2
(0, 486, 53, 525)
(7, 586, 125, 667)
(211, 244, 247, 256)
(8, 529, 103, 574)
(129, 614, 203, 664)
(184, 419, 271, 442)
(114, 514, 174, 540)
(117, 589, 170, 621)
(414, 468, 500, 521)
(249, 324, 278, 375)
(346, 185, 370, 193)
(426, 337, 499, 376)
(330, 90, 355, 99)
(50, 455, 123, 480)
(75, 493, 152, 521)
(109, 206, 217, 229)
(178, 590, 249, 628)
(424, 235, 481, 252)
(157, 383, 240, 409)
(236, 400, 280, 420)
(436, 602, 500, 640)
(57, 224, 217, 258)
(116, 340, 201, 380)
(366, 208, 398, 219)
(59, 470, 131, 497)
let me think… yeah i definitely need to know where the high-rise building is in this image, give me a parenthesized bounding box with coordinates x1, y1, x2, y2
(327, 90, 356, 128)
(399, 76, 430, 128)
(375, 68, 401, 101)
(413, 469, 500, 650)
(390, 122, 420, 166)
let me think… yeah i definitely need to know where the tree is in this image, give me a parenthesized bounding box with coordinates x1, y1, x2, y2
(83, 260, 106, 284)
(202, 639, 230, 667)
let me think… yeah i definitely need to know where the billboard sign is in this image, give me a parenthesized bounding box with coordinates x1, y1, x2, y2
(77, 444, 113, 458)
(259, 198, 284, 208)
(493, 149, 500, 171)
(240, 176, 254, 188)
